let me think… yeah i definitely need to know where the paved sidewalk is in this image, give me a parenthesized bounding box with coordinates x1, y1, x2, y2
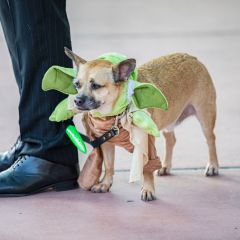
(0, 0, 240, 239)
(0, 170, 239, 240)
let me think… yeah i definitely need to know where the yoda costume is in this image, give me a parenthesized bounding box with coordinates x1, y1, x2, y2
(42, 53, 168, 189)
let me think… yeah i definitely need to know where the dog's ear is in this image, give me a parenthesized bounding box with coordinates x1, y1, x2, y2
(64, 47, 87, 68)
(112, 59, 136, 83)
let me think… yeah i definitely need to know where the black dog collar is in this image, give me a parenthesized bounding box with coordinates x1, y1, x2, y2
(79, 125, 120, 148)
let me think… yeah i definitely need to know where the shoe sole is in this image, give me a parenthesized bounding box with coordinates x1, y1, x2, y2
(0, 180, 79, 197)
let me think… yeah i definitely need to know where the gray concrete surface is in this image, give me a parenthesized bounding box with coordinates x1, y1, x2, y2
(0, 170, 240, 240)
(0, 0, 240, 239)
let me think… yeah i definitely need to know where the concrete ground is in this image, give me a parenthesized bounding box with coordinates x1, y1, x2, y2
(0, 0, 240, 239)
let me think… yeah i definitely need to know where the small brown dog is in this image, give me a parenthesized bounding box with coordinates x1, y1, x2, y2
(65, 48, 219, 201)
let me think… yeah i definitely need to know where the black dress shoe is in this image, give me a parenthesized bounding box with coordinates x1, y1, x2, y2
(0, 155, 79, 197)
(0, 137, 24, 172)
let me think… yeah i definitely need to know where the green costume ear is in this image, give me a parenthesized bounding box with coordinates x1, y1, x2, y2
(132, 82, 168, 110)
(49, 98, 75, 122)
(42, 66, 77, 95)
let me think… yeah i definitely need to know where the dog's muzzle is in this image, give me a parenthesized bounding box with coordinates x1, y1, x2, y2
(74, 95, 100, 111)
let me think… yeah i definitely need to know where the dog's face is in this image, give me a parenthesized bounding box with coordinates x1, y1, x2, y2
(64, 48, 136, 115)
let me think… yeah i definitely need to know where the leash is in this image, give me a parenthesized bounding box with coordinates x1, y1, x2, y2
(66, 124, 120, 151)
(79, 125, 119, 148)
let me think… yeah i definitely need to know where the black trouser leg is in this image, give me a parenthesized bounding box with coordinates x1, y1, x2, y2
(0, 0, 78, 166)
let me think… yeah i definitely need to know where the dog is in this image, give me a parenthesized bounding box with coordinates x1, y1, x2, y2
(64, 48, 219, 201)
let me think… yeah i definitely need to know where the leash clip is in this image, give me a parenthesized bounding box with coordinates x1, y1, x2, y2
(111, 125, 120, 136)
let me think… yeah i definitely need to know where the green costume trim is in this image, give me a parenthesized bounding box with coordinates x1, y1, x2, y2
(132, 110, 160, 137)
(98, 52, 138, 80)
(41, 53, 168, 137)
(49, 98, 75, 122)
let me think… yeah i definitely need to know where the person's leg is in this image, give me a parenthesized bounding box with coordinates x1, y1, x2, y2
(0, 0, 78, 167)
(0, 0, 79, 196)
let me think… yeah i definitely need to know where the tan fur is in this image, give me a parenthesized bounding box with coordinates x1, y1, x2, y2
(76, 60, 123, 115)
(68, 51, 219, 201)
(137, 53, 218, 177)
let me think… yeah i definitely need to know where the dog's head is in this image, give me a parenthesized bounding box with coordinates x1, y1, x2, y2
(65, 47, 136, 115)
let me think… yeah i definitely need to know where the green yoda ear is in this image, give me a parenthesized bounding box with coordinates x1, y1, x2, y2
(49, 98, 76, 122)
(42, 66, 77, 95)
(132, 82, 168, 110)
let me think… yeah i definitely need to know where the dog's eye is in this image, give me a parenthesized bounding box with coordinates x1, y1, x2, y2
(91, 82, 103, 90)
(73, 79, 81, 89)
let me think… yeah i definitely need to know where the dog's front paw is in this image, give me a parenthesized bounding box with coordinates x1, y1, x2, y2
(157, 167, 170, 176)
(91, 183, 111, 193)
(205, 164, 219, 176)
(141, 188, 156, 201)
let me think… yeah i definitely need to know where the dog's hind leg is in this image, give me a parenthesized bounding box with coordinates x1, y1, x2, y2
(157, 131, 176, 176)
(194, 101, 219, 176)
(91, 142, 115, 193)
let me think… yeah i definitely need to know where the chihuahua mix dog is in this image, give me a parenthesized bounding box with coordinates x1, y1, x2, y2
(65, 48, 219, 201)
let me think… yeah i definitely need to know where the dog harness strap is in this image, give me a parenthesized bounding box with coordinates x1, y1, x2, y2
(80, 126, 120, 148)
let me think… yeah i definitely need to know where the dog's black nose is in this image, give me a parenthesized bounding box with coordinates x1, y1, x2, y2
(74, 95, 86, 106)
